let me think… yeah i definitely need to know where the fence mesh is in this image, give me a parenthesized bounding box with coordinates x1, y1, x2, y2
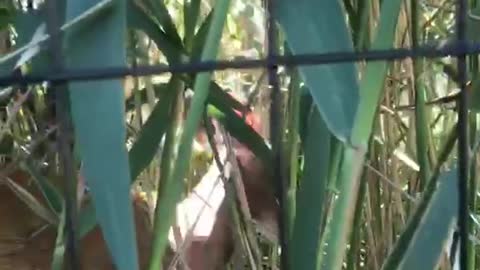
(0, 0, 474, 269)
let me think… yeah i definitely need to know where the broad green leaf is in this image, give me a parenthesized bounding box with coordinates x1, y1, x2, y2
(276, 0, 359, 142)
(65, 1, 138, 269)
(14, 24, 46, 70)
(0, 9, 45, 75)
(398, 169, 458, 270)
(3, 0, 107, 76)
(290, 107, 331, 270)
(382, 124, 458, 269)
(78, 202, 97, 238)
(298, 88, 314, 144)
(352, 0, 403, 145)
(323, 1, 403, 269)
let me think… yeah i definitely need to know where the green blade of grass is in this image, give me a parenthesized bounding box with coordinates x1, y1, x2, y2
(382, 124, 458, 269)
(290, 106, 332, 270)
(140, 0, 182, 49)
(149, 76, 183, 268)
(128, 79, 176, 180)
(285, 67, 302, 235)
(51, 203, 67, 270)
(411, 0, 431, 189)
(21, 159, 63, 215)
(147, 0, 231, 269)
(323, 1, 403, 269)
(65, 0, 138, 269)
(183, 0, 201, 51)
(398, 169, 458, 270)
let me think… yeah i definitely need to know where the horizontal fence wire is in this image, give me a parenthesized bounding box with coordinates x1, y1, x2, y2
(1, 41, 480, 87)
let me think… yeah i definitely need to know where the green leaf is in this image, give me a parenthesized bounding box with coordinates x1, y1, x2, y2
(290, 107, 331, 270)
(191, 10, 213, 61)
(323, 1, 403, 269)
(0, 9, 45, 75)
(65, 0, 138, 269)
(398, 169, 458, 270)
(382, 124, 458, 269)
(2, 0, 107, 76)
(183, 0, 202, 51)
(51, 203, 67, 270)
(140, 0, 182, 49)
(22, 159, 63, 215)
(276, 0, 359, 142)
(129, 79, 176, 181)
(127, 0, 184, 62)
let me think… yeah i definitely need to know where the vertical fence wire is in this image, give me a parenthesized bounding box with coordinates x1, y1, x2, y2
(456, 0, 469, 269)
(264, 0, 289, 269)
(45, 0, 80, 269)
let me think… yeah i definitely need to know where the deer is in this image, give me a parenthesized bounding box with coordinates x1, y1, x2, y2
(0, 86, 278, 270)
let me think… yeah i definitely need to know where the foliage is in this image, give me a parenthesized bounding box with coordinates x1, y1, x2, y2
(0, 0, 478, 269)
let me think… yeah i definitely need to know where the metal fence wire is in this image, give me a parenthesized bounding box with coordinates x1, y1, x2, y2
(0, 0, 475, 270)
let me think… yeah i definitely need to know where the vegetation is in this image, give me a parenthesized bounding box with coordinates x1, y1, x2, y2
(0, 0, 479, 269)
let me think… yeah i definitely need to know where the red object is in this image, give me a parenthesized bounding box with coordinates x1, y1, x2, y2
(233, 109, 262, 134)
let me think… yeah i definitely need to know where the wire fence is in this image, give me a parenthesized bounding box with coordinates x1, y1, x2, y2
(0, 0, 474, 270)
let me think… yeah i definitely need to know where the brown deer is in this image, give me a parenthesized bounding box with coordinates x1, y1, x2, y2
(166, 110, 279, 270)
(0, 97, 277, 270)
